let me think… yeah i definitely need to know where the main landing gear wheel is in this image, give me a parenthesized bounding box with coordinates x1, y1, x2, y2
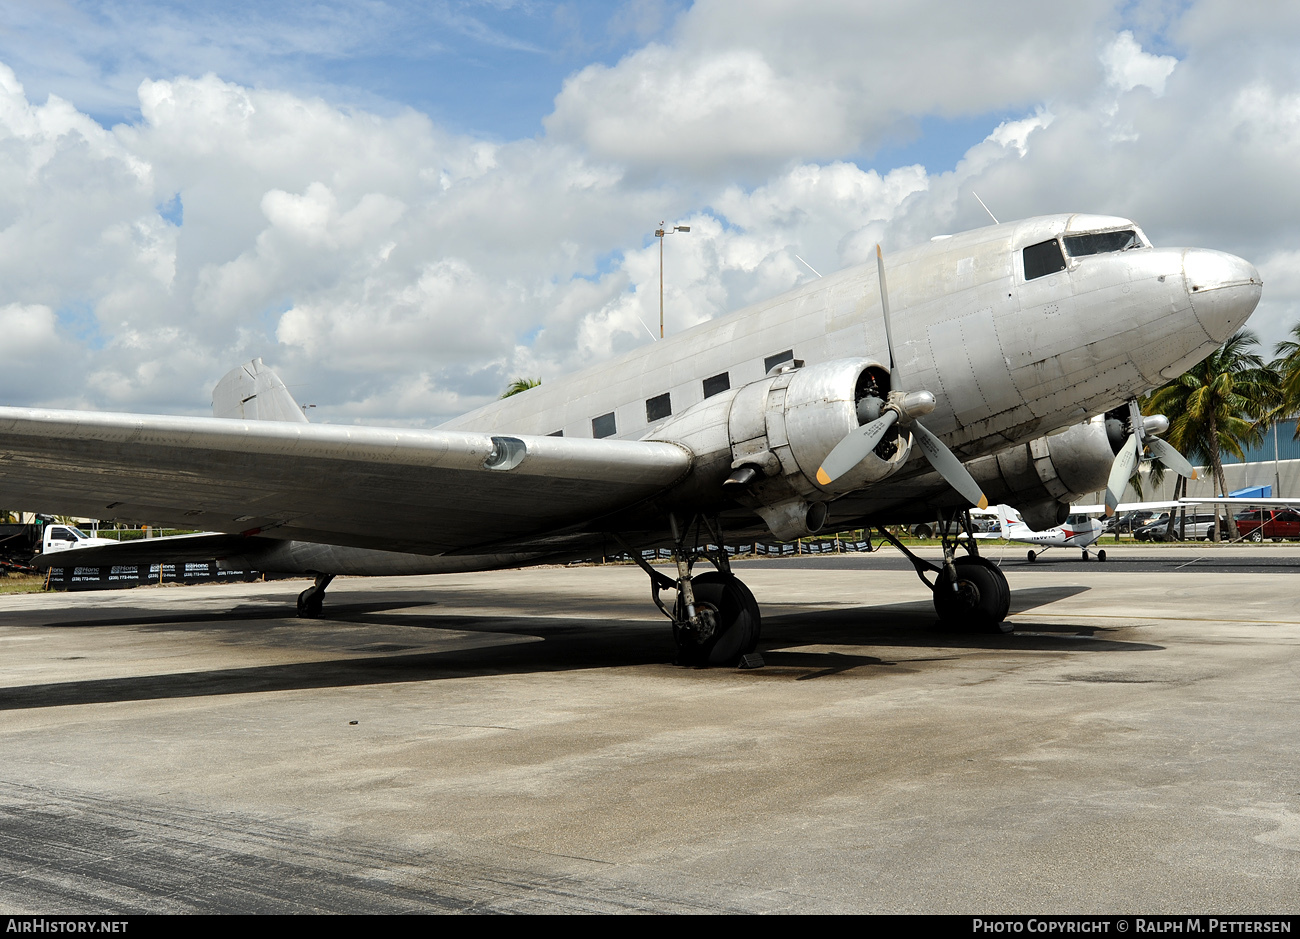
(1027, 550, 1037, 562)
(933, 556, 1012, 634)
(1082, 549, 1089, 560)
(674, 571, 760, 667)
(1097, 549, 1107, 561)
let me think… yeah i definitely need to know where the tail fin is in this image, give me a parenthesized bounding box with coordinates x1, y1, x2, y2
(212, 358, 309, 423)
(998, 504, 1011, 539)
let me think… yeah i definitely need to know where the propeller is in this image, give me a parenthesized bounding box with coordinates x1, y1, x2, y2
(1103, 399, 1197, 516)
(816, 245, 988, 509)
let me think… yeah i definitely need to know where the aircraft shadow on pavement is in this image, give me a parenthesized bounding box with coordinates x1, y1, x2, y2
(0, 583, 1164, 710)
(760, 584, 1159, 653)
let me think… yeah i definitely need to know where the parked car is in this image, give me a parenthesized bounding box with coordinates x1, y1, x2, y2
(1233, 508, 1300, 542)
(1133, 513, 1171, 541)
(1105, 510, 1157, 535)
(910, 516, 995, 539)
(1134, 512, 1223, 541)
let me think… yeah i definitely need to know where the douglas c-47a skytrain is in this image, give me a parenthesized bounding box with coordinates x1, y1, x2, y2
(0, 214, 1261, 665)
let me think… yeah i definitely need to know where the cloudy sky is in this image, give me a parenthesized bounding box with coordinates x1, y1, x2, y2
(1, 0, 1298, 424)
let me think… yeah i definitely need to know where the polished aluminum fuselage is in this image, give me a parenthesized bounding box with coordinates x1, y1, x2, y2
(445, 213, 1258, 501)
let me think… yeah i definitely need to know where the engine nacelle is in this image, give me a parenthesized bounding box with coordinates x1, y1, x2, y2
(967, 418, 1116, 531)
(646, 358, 914, 540)
(727, 358, 912, 539)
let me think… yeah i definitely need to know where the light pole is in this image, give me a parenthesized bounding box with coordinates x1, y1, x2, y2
(656, 221, 690, 338)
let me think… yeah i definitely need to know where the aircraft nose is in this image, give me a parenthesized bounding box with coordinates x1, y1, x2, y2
(1184, 249, 1263, 342)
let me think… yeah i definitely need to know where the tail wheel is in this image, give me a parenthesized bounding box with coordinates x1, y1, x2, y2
(674, 571, 759, 667)
(934, 556, 1011, 634)
(296, 587, 324, 618)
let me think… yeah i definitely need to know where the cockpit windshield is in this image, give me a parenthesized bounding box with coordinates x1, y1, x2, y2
(1063, 229, 1142, 257)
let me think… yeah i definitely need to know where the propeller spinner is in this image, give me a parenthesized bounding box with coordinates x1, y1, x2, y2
(816, 245, 989, 510)
(1103, 399, 1197, 516)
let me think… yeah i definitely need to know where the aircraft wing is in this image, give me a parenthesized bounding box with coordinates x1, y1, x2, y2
(1071, 500, 1188, 514)
(0, 407, 691, 557)
(1179, 497, 1299, 506)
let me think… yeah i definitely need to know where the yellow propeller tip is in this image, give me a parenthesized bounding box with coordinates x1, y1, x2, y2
(976, 496, 988, 510)
(1105, 506, 1116, 517)
(1191, 469, 1199, 480)
(816, 467, 832, 486)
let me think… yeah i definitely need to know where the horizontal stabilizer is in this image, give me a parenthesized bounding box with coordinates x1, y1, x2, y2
(32, 531, 269, 570)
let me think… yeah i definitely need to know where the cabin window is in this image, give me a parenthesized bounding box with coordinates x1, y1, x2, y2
(1023, 239, 1066, 281)
(764, 350, 794, 374)
(645, 393, 672, 422)
(702, 372, 730, 399)
(1062, 230, 1140, 257)
(592, 412, 616, 438)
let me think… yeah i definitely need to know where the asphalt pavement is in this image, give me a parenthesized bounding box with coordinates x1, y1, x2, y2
(0, 546, 1297, 913)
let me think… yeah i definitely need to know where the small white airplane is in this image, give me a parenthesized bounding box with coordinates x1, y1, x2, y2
(979, 499, 1189, 561)
(976, 505, 1109, 561)
(0, 213, 1261, 663)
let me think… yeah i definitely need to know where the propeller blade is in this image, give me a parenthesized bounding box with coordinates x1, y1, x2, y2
(816, 411, 900, 486)
(911, 420, 988, 509)
(1144, 436, 1196, 479)
(1105, 434, 1141, 516)
(876, 244, 899, 384)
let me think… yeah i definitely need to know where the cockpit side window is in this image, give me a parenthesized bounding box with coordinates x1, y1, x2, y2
(1023, 239, 1066, 281)
(1062, 229, 1140, 257)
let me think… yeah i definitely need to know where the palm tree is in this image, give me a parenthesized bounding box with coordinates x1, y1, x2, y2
(1147, 331, 1278, 541)
(1271, 322, 1300, 431)
(500, 377, 541, 399)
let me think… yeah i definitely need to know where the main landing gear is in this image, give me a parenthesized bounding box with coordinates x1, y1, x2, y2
(620, 515, 760, 668)
(296, 573, 334, 618)
(877, 509, 1011, 633)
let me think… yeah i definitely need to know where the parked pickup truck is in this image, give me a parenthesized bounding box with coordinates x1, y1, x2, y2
(39, 524, 119, 555)
(1, 520, 117, 571)
(1234, 508, 1300, 542)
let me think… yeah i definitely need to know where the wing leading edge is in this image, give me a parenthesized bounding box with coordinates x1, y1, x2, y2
(0, 407, 691, 557)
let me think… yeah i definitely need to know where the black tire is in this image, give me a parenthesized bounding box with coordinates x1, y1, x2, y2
(1250, 529, 1263, 542)
(674, 571, 758, 666)
(724, 574, 762, 654)
(1097, 549, 1107, 562)
(1027, 550, 1036, 562)
(1082, 550, 1090, 560)
(934, 556, 1012, 634)
(296, 587, 323, 618)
